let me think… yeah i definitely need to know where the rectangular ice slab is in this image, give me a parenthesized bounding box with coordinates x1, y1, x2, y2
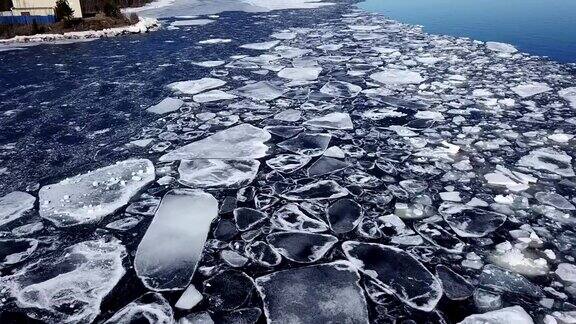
(135, 189, 218, 291)
(39, 159, 155, 227)
(255, 261, 369, 324)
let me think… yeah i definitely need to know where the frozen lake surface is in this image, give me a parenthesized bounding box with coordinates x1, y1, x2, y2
(359, 0, 576, 63)
(1, 0, 576, 323)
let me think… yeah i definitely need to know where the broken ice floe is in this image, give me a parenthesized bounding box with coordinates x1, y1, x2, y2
(277, 67, 322, 81)
(459, 306, 533, 324)
(146, 97, 184, 114)
(104, 293, 174, 323)
(160, 124, 271, 161)
(370, 68, 425, 85)
(303, 112, 353, 130)
(517, 148, 575, 177)
(6, 3, 576, 323)
(277, 132, 331, 156)
(167, 77, 226, 95)
(39, 159, 155, 227)
(441, 206, 507, 238)
(343, 241, 442, 311)
(267, 231, 337, 263)
(178, 159, 260, 188)
(485, 41, 518, 54)
(281, 180, 349, 201)
(255, 261, 369, 323)
(319, 81, 362, 98)
(234, 81, 285, 101)
(326, 198, 363, 233)
(1, 236, 126, 323)
(0, 191, 35, 227)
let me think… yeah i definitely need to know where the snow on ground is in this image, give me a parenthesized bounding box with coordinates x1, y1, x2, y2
(0, 17, 159, 45)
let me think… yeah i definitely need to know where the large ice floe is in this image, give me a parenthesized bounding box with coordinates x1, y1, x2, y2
(255, 261, 369, 323)
(135, 189, 218, 291)
(0, 236, 126, 323)
(160, 123, 271, 161)
(38, 159, 155, 227)
(5, 0, 576, 322)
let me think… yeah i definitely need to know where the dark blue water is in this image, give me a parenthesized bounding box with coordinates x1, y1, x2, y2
(359, 0, 576, 63)
(0, 6, 346, 197)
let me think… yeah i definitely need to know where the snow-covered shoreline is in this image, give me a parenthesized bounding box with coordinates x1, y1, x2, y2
(0, 17, 159, 45)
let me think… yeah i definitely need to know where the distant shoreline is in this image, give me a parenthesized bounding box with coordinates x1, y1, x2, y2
(0, 17, 159, 45)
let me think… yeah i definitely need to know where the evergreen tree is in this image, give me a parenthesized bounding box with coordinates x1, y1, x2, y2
(54, 0, 74, 21)
(103, 0, 121, 18)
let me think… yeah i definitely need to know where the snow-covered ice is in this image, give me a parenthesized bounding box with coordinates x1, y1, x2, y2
(303, 112, 353, 130)
(146, 97, 184, 114)
(486, 41, 518, 54)
(277, 67, 322, 81)
(167, 78, 226, 95)
(38, 159, 155, 227)
(370, 68, 425, 85)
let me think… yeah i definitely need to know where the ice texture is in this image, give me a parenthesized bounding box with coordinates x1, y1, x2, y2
(104, 293, 174, 323)
(167, 78, 226, 95)
(369, 68, 425, 85)
(277, 132, 331, 156)
(0, 191, 35, 227)
(255, 261, 369, 324)
(0, 236, 126, 323)
(39, 159, 155, 227)
(459, 306, 533, 324)
(178, 159, 260, 188)
(146, 97, 184, 114)
(135, 189, 218, 291)
(267, 231, 338, 263)
(281, 180, 349, 201)
(343, 241, 442, 311)
(160, 124, 271, 161)
(303, 112, 353, 130)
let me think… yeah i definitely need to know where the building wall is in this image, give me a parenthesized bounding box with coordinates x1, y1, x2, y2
(11, 0, 83, 18)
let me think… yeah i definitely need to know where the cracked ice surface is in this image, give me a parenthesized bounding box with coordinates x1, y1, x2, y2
(5, 1, 576, 323)
(38, 159, 155, 227)
(0, 236, 126, 323)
